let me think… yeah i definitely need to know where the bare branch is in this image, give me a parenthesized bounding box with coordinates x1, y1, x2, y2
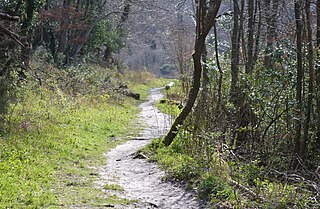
(0, 12, 20, 22)
(0, 27, 25, 47)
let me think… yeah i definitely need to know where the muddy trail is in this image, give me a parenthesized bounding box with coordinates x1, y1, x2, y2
(97, 87, 203, 209)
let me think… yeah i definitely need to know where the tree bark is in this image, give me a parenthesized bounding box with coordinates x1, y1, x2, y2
(316, 0, 320, 149)
(264, 0, 280, 69)
(163, 37, 205, 146)
(246, 0, 254, 74)
(230, 0, 240, 104)
(213, 21, 223, 113)
(252, 0, 261, 66)
(58, 0, 70, 54)
(293, 0, 304, 167)
(301, 0, 314, 162)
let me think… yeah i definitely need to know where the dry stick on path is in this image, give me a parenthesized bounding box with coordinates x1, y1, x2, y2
(163, 0, 222, 146)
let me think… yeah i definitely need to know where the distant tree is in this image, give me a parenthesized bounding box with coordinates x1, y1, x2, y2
(37, 0, 130, 64)
(0, 0, 39, 128)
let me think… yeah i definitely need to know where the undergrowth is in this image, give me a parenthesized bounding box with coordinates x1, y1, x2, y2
(142, 83, 318, 209)
(0, 61, 163, 208)
(143, 135, 317, 208)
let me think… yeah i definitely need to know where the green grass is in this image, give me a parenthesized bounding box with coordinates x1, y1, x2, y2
(103, 184, 124, 191)
(0, 68, 162, 208)
(131, 77, 172, 101)
(155, 79, 184, 117)
(156, 101, 181, 117)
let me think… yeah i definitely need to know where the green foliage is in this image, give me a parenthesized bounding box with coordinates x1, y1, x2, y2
(156, 79, 184, 117)
(156, 148, 200, 181)
(2, 0, 43, 34)
(156, 101, 181, 117)
(87, 19, 124, 54)
(0, 71, 17, 130)
(198, 174, 234, 201)
(146, 133, 317, 208)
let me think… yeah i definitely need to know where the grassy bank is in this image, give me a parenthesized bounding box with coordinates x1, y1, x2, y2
(0, 63, 165, 208)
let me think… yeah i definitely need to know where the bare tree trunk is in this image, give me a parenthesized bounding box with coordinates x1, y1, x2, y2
(58, 0, 70, 54)
(163, 39, 205, 146)
(230, 0, 240, 105)
(316, 0, 320, 149)
(264, 0, 280, 69)
(293, 0, 304, 167)
(192, 45, 208, 139)
(163, 0, 222, 146)
(253, 0, 261, 68)
(213, 21, 223, 113)
(239, 0, 246, 64)
(246, 0, 254, 74)
(301, 0, 314, 162)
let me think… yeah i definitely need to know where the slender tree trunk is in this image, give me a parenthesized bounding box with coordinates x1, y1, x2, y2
(192, 45, 208, 139)
(21, 0, 36, 67)
(230, 0, 240, 104)
(301, 0, 314, 162)
(163, 0, 222, 146)
(163, 38, 205, 146)
(246, 0, 254, 74)
(293, 0, 304, 167)
(58, 0, 69, 54)
(316, 0, 320, 149)
(264, 0, 279, 69)
(253, 0, 261, 66)
(213, 21, 223, 113)
(239, 0, 246, 63)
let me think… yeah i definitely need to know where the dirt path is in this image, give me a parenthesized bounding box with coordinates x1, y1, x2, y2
(97, 87, 202, 209)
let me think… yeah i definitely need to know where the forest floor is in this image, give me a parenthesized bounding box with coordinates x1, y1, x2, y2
(95, 87, 202, 209)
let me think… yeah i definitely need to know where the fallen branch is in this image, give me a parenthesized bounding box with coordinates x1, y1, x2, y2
(271, 170, 320, 194)
(132, 152, 149, 160)
(229, 179, 267, 202)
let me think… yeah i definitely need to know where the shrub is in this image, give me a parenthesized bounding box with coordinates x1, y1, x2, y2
(198, 174, 234, 201)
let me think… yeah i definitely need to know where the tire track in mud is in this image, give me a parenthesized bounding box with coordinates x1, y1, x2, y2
(97, 87, 203, 209)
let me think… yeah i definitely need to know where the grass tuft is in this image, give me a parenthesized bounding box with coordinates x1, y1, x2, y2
(103, 184, 124, 191)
